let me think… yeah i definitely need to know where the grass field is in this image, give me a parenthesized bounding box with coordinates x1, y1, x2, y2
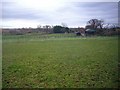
(2, 34, 118, 88)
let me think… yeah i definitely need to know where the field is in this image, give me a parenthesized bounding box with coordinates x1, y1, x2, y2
(2, 33, 118, 88)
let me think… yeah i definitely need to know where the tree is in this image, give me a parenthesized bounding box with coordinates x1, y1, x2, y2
(85, 25, 93, 29)
(53, 25, 70, 33)
(104, 23, 119, 30)
(53, 25, 64, 33)
(64, 27, 70, 33)
(87, 19, 104, 29)
(45, 25, 51, 29)
(37, 25, 41, 28)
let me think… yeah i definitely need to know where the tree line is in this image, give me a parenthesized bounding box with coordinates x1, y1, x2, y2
(2, 19, 120, 35)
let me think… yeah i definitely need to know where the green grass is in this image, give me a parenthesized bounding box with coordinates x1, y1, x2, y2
(2, 34, 118, 88)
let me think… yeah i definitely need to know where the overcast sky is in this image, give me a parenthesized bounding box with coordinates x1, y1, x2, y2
(1, 0, 119, 28)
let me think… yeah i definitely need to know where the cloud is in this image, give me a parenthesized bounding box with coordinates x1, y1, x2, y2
(1, 0, 118, 28)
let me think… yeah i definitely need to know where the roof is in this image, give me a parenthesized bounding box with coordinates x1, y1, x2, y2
(86, 29, 96, 32)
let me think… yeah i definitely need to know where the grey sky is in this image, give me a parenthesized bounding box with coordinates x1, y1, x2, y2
(1, 0, 119, 28)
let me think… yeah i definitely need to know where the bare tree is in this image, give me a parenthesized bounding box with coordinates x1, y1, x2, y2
(104, 23, 118, 29)
(87, 19, 104, 29)
(37, 25, 42, 28)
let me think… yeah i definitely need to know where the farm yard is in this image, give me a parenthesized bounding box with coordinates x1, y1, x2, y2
(2, 33, 118, 88)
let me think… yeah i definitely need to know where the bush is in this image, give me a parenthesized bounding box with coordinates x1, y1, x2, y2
(53, 26, 70, 33)
(53, 26, 64, 33)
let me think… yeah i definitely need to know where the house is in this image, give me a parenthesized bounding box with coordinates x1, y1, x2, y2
(85, 29, 96, 36)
